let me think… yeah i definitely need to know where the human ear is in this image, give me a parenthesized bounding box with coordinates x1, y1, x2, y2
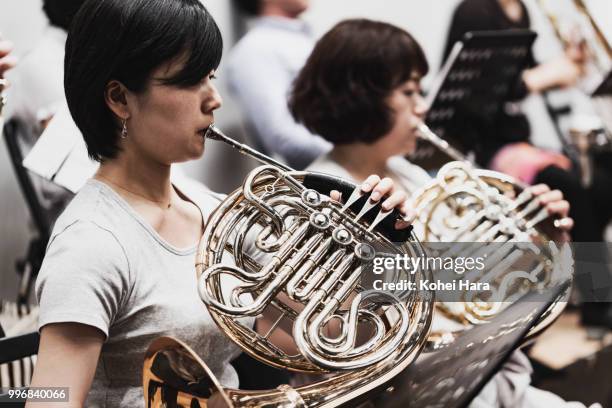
(104, 80, 131, 120)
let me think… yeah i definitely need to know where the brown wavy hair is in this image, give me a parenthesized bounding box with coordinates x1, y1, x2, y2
(289, 19, 428, 144)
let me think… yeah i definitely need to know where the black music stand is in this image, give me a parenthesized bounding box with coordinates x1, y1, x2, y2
(592, 70, 612, 96)
(411, 30, 537, 170)
(366, 281, 570, 408)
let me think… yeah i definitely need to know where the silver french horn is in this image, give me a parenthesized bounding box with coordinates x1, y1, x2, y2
(413, 123, 572, 348)
(143, 125, 434, 407)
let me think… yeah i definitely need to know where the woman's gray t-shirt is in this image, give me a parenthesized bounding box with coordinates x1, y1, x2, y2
(35, 178, 248, 407)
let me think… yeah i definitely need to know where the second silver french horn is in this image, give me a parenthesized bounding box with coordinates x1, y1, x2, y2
(413, 123, 572, 346)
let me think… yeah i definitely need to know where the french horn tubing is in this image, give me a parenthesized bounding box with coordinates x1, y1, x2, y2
(144, 125, 435, 407)
(413, 123, 571, 348)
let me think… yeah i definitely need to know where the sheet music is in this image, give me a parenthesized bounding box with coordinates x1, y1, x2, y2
(425, 41, 464, 108)
(53, 137, 98, 193)
(414, 30, 536, 169)
(22, 103, 98, 192)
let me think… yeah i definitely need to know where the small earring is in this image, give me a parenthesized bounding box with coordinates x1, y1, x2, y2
(121, 119, 128, 139)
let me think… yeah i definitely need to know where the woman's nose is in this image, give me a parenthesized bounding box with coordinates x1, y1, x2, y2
(413, 93, 428, 118)
(204, 83, 223, 112)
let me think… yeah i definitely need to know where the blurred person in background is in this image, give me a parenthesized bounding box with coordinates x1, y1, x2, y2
(0, 35, 17, 80)
(1, 32, 16, 113)
(226, 0, 331, 170)
(442, 0, 585, 174)
(443, 0, 612, 328)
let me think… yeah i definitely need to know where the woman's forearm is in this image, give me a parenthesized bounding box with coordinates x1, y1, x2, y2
(26, 323, 104, 408)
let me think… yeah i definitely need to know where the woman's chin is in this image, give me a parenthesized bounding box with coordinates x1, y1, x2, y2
(172, 148, 205, 164)
(191, 147, 206, 161)
(190, 139, 206, 159)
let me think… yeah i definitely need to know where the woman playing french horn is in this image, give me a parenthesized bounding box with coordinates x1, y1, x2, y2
(291, 19, 572, 244)
(289, 18, 594, 408)
(26, 1, 413, 407)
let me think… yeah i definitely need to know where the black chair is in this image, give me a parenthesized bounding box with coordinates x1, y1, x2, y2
(0, 330, 39, 365)
(0, 327, 40, 406)
(0, 326, 40, 408)
(3, 119, 51, 310)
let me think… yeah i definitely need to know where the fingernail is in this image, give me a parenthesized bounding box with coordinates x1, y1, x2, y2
(370, 191, 381, 201)
(404, 213, 416, 224)
(361, 182, 371, 192)
(554, 218, 571, 228)
(382, 201, 391, 210)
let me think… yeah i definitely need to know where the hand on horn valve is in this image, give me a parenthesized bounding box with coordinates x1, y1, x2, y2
(530, 184, 573, 243)
(330, 174, 414, 231)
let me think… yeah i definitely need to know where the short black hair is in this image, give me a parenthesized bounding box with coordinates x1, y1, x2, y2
(42, 0, 86, 31)
(65, 0, 223, 162)
(233, 0, 262, 16)
(289, 19, 429, 145)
